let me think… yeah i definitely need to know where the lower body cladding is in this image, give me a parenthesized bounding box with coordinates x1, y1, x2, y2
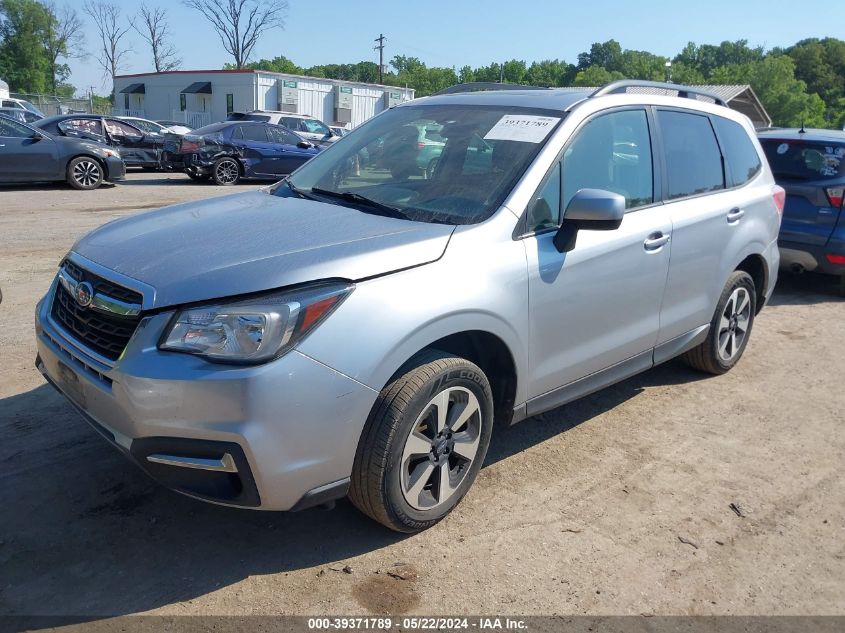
(34, 285, 379, 511)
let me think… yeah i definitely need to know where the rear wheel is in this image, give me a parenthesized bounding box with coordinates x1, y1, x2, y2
(682, 270, 756, 374)
(66, 157, 103, 190)
(349, 350, 494, 533)
(211, 157, 241, 185)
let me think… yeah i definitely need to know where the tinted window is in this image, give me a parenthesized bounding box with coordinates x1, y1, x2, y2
(0, 117, 31, 137)
(239, 125, 269, 142)
(280, 117, 303, 131)
(713, 117, 761, 186)
(760, 139, 845, 180)
(563, 109, 653, 210)
(267, 125, 300, 145)
(658, 110, 724, 199)
(527, 162, 561, 232)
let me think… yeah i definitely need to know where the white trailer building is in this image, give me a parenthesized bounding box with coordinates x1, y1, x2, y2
(112, 69, 415, 130)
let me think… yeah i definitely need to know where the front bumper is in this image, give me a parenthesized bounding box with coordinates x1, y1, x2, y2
(105, 155, 126, 181)
(35, 277, 379, 510)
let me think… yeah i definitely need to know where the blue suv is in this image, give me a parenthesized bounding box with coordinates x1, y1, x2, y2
(759, 129, 845, 293)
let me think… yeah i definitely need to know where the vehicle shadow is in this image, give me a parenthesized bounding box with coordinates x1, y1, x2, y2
(767, 271, 844, 306)
(0, 359, 700, 621)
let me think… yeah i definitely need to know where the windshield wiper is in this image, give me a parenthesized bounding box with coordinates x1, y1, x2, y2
(310, 187, 411, 220)
(284, 179, 315, 199)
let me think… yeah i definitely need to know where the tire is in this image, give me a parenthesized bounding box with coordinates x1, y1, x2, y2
(66, 157, 104, 190)
(187, 172, 210, 182)
(349, 350, 494, 533)
(682, 270, 756, 375)
(211, 157, 241, 186)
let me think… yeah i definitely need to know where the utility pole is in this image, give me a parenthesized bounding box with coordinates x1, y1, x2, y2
(374, 34, 386, 83)
(89, 87, 95, 113)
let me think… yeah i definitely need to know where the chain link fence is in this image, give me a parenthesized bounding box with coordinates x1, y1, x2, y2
(9, 92, 111, 116)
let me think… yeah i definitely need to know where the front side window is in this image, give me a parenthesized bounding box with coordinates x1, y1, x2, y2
(657, 110, 725, 200)
(760, 139, 845, 181)
(282, 104, 563, 225)
(105, 119, 143, 138)
(281, 117, 304, 131)
(562, 109, 654, 211)
(267, 125, 300, 145)
(713, 116, 761, 186)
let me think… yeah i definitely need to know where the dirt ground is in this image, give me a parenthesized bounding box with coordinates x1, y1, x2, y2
(1, 172, 843, 618)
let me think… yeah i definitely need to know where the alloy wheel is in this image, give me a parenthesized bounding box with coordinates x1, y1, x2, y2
(400, 386, 482, 510)
(215, 159, 239, 184)
(717, 286, 751, 362)
(73, 160, 101, 188)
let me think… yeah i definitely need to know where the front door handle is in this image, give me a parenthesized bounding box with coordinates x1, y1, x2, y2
(644, 232, 670, 251)
(727, 207, 745, 223)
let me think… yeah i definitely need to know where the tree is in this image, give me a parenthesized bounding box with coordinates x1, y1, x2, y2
(83, 1, 131, 81)
(42, 3, 84, 93)
(0, 0, 53, 93)
(786, 38, 845, 122)
(132, 4, 180, 72)
(183, 0, 287, 69)
(572, 65, 624, 86)
(228, 54, 302, 73)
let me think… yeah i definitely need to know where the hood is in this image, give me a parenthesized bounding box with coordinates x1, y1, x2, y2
(72, 191, 454, 308)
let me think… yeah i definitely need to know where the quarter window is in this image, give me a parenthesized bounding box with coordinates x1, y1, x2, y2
(526, 163, 561, 232)
(657, 110, 725, 199)
(562, 110, 654, 211)
(713, 116, 761, 187)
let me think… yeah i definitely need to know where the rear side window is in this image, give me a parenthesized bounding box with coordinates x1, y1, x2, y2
(760, 139, 845, 180)
(657, 110, 725, 200)
(713, 117, 761, 186)
(61, 118, 104, 137)
(239, 125, 269, 142)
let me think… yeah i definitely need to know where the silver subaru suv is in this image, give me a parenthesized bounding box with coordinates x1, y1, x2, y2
(35, 81, 783, 532)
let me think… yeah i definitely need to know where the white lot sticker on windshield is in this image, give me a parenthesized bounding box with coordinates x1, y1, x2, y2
(484, 115, 561, 143)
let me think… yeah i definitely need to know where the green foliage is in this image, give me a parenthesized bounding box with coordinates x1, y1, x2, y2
(0, 0, 53, 93)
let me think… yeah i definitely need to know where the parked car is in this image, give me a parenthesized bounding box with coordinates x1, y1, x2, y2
(155, 120, 193, 135)
(758, 128, 845, 293)
(1, 96, 46, 119)
(0, 107, 42, 124)
(35, 114, 166, 169)
(227, 111, 339, 145)
(163, 120, 320, 185)
(118, 116, 185, 138)
(0, 115, 124, 189)
(35, 81, 782, 532)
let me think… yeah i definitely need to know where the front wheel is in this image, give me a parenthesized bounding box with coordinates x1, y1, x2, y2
(67, 157, 104, 190)
(682, 270, 756, 374)
(211, 157, 241, 185)
(349, 350, 494, 532)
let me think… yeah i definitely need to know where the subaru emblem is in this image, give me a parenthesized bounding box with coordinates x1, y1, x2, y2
(75, 281, 94, 308)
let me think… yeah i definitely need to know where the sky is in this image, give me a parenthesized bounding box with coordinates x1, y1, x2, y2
(62, 0, 845, 96)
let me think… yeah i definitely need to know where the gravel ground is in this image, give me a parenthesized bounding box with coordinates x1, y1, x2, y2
(1, 172, 843, 618)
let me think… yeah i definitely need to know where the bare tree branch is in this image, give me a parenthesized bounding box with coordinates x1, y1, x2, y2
(83, 1, 132, 83)
(43, 3, 86, 93)
(183, 0, 288, 69)
(132, 5, 181, 72)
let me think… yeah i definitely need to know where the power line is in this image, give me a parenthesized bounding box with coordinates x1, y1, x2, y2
(374, 33, 386, 83)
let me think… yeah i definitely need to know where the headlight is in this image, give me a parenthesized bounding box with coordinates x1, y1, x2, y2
(159, 281, 353, 364)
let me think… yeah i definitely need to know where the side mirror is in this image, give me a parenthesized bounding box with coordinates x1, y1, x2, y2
(553, 188, 625, 253)
(297, 140, 313, 149)
(31, 131, 44, 141)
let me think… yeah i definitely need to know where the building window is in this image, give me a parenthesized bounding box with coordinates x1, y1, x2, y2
(179, 93, 186, 111)
(226, 93, 234, 115)
(124, 93, 129, 110)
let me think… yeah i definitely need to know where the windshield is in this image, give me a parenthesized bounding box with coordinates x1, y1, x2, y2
(19, 100, 45, 117)
(761, 139, 845, 180)
(282, 104, 563, 224)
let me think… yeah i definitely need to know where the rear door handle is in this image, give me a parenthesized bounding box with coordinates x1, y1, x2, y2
(727, 207, 745, 223)
(644, 232, 670, 251)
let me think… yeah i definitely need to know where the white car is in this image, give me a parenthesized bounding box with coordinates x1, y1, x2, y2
(228, 111, 339, 145)
(155, 120, 193, 135)
(119, 117, 187, 136)
(1, 97, 45, 119)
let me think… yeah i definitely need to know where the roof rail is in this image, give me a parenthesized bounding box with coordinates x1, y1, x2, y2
(590, 80, 728, 107)
(434, 82, 550, 96)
